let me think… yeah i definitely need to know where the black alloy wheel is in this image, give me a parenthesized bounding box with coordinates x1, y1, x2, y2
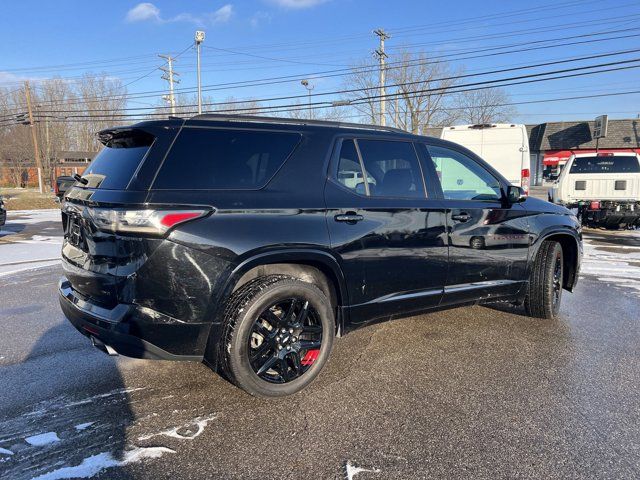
(551, 250, 563, 310)
(220, 275, 334, 397)
(524, 240, 564, 319)
(249, 298, 323, 383)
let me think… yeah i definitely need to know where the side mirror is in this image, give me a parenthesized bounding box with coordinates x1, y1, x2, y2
(506, 185, 527, 204)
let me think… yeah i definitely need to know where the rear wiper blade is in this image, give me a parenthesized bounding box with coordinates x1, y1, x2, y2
(73, 173, 88, 185)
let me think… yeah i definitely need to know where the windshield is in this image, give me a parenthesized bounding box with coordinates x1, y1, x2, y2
(569, 155, 640, 174)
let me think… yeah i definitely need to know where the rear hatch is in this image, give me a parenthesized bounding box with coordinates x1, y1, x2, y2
(61, 126, 172, 307)
(563, 154, 640, 202)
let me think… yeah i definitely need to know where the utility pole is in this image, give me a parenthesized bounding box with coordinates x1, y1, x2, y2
(159, 54, 180, 116)
(24, 81, 44, 194)
(374, 29, 390, 126)
(301, 79, 314, 119)
(195, 31, 206, 114)
(394, 92, 399, 128)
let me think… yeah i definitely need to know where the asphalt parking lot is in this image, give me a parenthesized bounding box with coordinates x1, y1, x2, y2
(1, 210, 639, 479)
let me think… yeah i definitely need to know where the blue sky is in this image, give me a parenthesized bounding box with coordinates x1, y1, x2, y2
(0, 0, 639, 123)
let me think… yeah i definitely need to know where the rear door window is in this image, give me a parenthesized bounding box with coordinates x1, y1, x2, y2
(356, 139, 426, 198)
(336, 140, 364, 193)
(569, 155, 640, 174)
(153, 128, 301, 190)
(82, 130, 154, 189)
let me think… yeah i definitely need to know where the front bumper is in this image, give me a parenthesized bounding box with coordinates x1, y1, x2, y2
(59, 277, 210, 361)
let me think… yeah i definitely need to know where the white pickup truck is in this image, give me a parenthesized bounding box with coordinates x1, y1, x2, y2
(549, 152, 640, 229)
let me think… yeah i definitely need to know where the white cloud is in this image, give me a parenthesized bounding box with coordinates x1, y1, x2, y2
(124, 3, 233, 26)
(211, 4, 233, 23)
(250, 11, 273, 28)
(125, 3, 161, 22)
(266, 0, 330, 8)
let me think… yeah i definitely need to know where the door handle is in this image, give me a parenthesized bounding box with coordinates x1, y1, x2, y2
(335, 213, 364, 223)
(451, 212, 471, 222)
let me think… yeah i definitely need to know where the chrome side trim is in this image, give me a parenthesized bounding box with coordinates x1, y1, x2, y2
(375, 288, 443, 304)
(444, 279, 519, 293)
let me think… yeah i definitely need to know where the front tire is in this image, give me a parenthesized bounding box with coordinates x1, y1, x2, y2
(524, 240, 564, 319)
(220, 275, 334, 397)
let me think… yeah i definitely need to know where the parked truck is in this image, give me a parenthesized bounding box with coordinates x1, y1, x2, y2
(548, 152, 640, 229)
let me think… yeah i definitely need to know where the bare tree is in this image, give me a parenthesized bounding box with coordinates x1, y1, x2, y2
(213, 97, 263, 115)
(281, 100, 348, 121)
(0, 74, 127, 188)
(455, 87, 517, 124)
(342, 52, 460, 132)
(387, 51, 460, 133)
(342, 59, 379, 125)
(75, 74, 127, 151)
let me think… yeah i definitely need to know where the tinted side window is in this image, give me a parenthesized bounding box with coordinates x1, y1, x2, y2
(357, 139, 425, 198)
(569, 155, 640, 174)
(336, 140, 365, 193)
(154, 128, 301, 189)
(427, 145, 502, 201)
(83, 130, 154, 189)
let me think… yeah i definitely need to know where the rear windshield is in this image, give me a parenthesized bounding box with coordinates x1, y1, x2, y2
(153, 128, 301, 190)
(83, 130, 154, 189)
(569, 155, 640, 174)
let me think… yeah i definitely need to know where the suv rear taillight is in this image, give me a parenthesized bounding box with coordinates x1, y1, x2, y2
(86, 208, 209, 236)
(521, 168, 530, 195)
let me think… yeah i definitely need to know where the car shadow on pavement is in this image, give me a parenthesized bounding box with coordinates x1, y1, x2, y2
(0, 324, 136, 480)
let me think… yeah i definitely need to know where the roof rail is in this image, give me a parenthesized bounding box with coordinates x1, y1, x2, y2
(188, 113, 408, 134)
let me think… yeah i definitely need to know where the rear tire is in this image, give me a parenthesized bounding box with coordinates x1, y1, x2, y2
(524, 240, 564, 319)
(220, 275, 334, 397)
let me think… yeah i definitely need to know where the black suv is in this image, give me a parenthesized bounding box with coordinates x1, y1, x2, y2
(59, 115, 582, 397)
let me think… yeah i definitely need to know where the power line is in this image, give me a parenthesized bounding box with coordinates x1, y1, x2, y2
(26, 49, 640, 115)
(16, 89, 640, 126)
(7, 26, 637, 111)
(24, 61, 640, 123)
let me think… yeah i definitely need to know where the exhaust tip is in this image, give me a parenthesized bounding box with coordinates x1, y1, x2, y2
(90, 336, 119, 356)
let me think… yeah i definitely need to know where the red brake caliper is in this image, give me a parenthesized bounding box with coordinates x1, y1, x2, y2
(301, 349, 320, 366)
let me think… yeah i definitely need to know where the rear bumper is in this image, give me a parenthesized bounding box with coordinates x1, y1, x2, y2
(59, 277, 211, 361)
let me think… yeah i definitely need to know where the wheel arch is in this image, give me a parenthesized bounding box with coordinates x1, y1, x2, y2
(535, 229, 581, 292)
(222, 249, 348, 325)
(203, 249, 348, 373)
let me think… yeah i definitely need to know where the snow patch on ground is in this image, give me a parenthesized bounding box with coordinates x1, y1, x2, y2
(0, 209, 63, 276)
(344, 460, 380, 479)
(0, 447, 14, 455)
(64, 387, 146, 408)
(30, 446, 175, 480)
(25, 432, 60, 447)
(138, 414, 217, 441)
(580, 233, 640, 297)
(74, 422, 95, 431)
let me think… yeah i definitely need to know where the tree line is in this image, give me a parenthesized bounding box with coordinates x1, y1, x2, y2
(0, 51, 515, 187)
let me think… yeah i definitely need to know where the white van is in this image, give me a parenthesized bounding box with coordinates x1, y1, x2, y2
(440, 124, 530, 194)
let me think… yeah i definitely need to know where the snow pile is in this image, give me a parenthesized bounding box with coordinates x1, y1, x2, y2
(74, 422, 95, 431)
(344, 460, 381, 480)
(25, 432, 60, 447)
(138, 413, 217, 441)
(31, 446, 175, 480)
